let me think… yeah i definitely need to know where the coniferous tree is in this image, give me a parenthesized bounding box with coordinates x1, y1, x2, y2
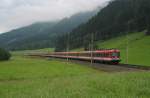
(55, 0, 150, 51)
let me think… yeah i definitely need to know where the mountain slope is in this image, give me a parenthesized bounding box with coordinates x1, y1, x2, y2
(0, 9, 99, 50)
(55, 0, 150, 51)
(70, 32, 150, 66)
(0, 22, 57, 50)
(97, 32, 150, 66)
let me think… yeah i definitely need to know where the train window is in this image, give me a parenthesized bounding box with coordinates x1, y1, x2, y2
(95, 53, 100, 57)
(105, 53, 108, 57)
(78, 53, 80, 56)
(76, 53, 79, 56)
(102, 53, 104, 57)
(81, 53, 85, 57)
(112, 52, 120, 57)
(100, 53, 103, 57)
(95, 53, 109, 57)
(93, 53, 95, 57)
(85, 53, 88, 57)
(88, 53, 91, 57)
(94, 53, 98, 57)
(99, 54, 101, 57)
(82, 53, 84, 57)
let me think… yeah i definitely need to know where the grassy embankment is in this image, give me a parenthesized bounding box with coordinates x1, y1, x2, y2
(72, 32, 150, 66)
(14, 32, 150, 66)
(97, 32, 150, 66)
(11, 48, 54, 56)
(0, 55, 150, 98)
(13, 32, 149, 66)
(0, 32, 149, 97)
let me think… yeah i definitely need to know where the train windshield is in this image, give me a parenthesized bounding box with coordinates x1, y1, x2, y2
(112, 52, 120, 57)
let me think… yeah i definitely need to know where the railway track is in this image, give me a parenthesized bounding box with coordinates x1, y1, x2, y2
(60, 59, 150, 72)
(27, 54, 150, 72)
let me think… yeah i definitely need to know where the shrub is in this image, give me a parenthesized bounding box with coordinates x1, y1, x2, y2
(145, 25, 150, 35)
(0, 48, 11, 61)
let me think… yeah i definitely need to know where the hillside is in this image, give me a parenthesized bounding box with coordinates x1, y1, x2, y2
(70, 32, 150, 66)
(98, 32, 150, 66)
(55, 0, 150, 51)
(0, 9, 99, 50)
(0, 56, 150, 98)
(0, 22, 57, 50)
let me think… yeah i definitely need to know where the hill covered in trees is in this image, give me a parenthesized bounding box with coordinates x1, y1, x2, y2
(0, 9, 99, 50)
(55, 0, 150, 51)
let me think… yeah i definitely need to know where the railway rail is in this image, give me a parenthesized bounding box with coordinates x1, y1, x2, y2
(27, 54, 150, 72)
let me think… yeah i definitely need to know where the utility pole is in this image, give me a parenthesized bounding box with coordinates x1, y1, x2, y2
(91, 33, 94, 65)
(126, 21, 131, 64)
(67, 32, 69, 62)
(126, 30, 129, 64)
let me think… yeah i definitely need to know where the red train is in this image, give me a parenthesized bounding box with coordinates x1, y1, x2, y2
(46, 49, 121, 64)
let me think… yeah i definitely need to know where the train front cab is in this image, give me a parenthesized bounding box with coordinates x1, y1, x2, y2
(110, 50, 121, 64)
(95, 50, 121, 64)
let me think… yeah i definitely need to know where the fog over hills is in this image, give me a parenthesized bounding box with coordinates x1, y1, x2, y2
(0, 0, 110, 33)
(55, 0, 150, 51)
(0, 8, 100, 50)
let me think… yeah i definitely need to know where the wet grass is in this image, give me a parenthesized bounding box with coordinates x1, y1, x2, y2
(0, 56, 150, 98)
(98, 32, 150, 66)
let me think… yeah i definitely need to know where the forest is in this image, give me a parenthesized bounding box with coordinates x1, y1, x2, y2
(0, 10, 99, 50)
(55, 0, 150, 51)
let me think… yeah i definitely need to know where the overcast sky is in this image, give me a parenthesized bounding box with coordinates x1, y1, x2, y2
(0, 0, 110, 33)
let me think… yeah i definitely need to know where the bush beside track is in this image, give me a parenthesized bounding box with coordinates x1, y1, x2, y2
(0, 48, 11, 61)
(0, 55, 150, 98)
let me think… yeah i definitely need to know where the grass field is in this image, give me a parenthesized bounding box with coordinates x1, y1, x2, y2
(97, 32, 150, 66)
(13, 32, 150, 66)
(0, 56, 150, 98)
(12, 48, 54, 56)
(71, 32, 150, 66)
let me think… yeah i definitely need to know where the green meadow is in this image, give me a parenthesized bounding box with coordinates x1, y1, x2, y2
(71, 32, 150, 66)
(97, 32, 150, 66)
(12, 48, 54, 56)
(0, 55, 150, 98)
(0, 32, 149, 98)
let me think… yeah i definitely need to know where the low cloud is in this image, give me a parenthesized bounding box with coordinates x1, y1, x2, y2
(0, 0, 110, 33)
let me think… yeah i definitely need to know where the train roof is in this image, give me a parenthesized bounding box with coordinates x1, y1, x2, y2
(51, 49, 120, 54)
(96, 49, 120, 53)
